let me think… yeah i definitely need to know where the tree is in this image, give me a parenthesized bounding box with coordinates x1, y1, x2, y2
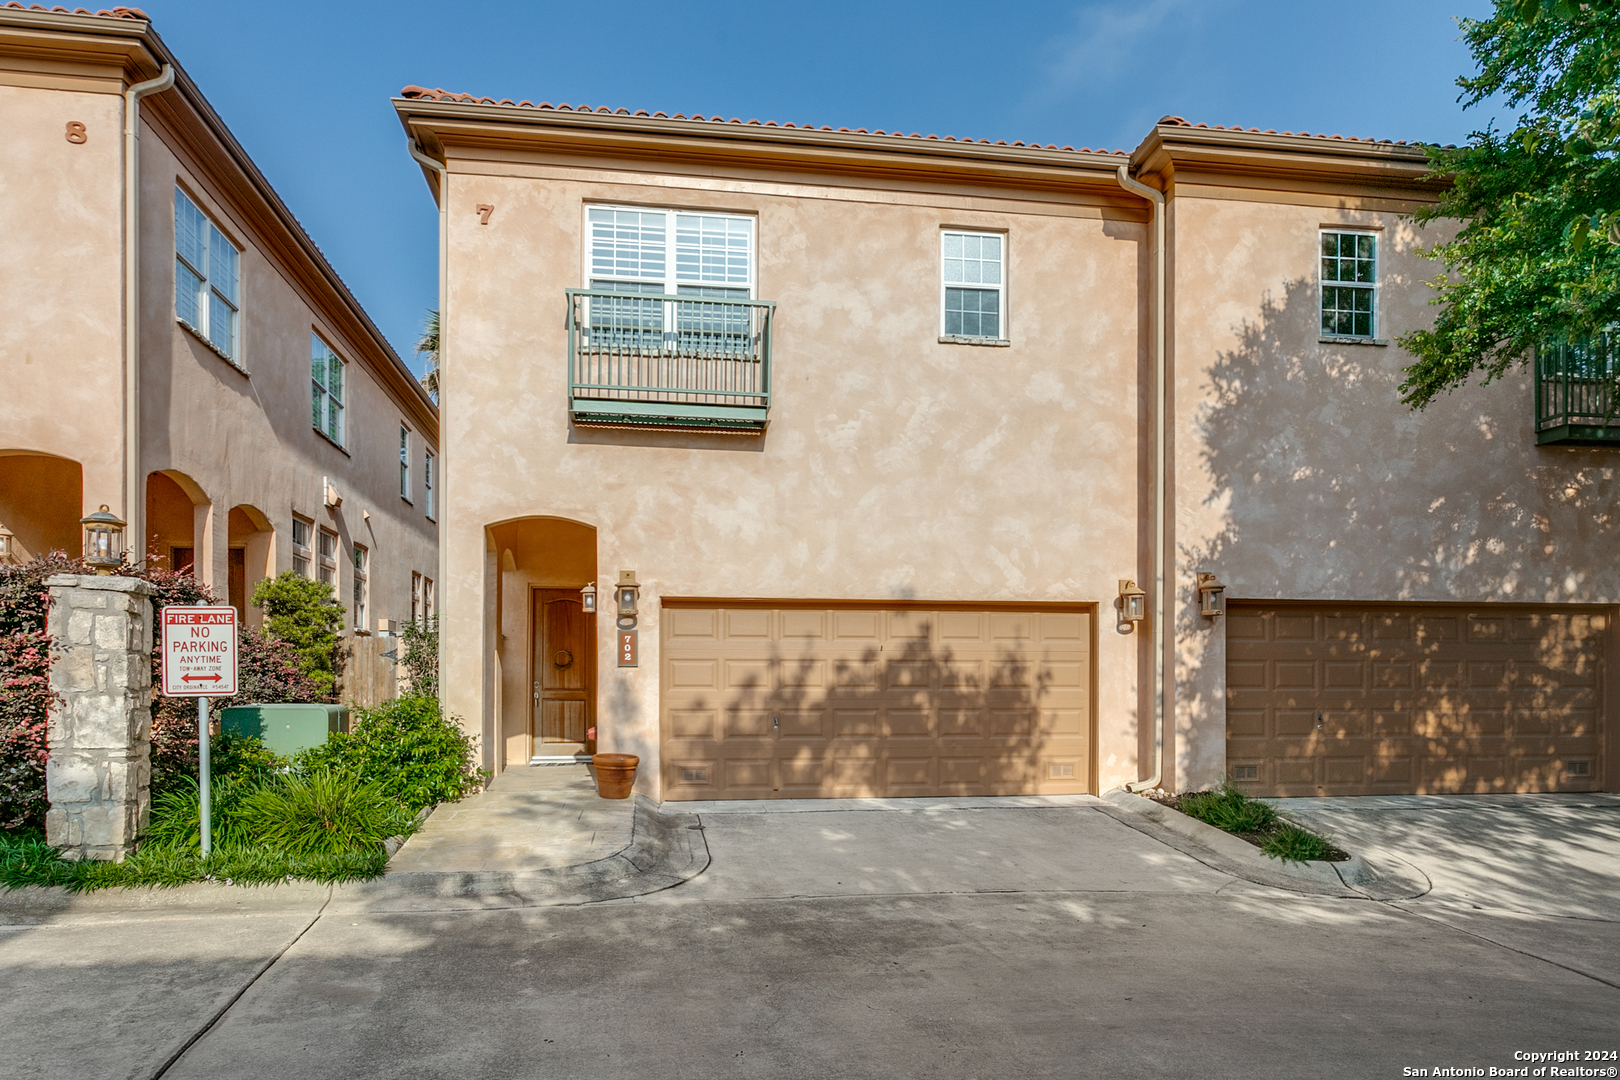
(396, 615, 438, 701)
(1398, 0, 1620, 408)
(250, 572, 345, 696)
(415, 308, 439, 401)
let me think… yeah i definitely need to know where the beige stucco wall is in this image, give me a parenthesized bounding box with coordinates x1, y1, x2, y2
(439, 153, 1150, 795)
(1168, 191, 1620, 789)
(0, 83, 125, 520)
(2, 51, 438, 699)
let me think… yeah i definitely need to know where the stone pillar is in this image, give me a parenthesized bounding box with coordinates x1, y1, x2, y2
(44, 574, 154, 861)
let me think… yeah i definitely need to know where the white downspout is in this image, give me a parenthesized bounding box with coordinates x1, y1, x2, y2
(408, 137, 451, 732)
(1116, 164, 1167, 793)
(123, 63, 174, 561)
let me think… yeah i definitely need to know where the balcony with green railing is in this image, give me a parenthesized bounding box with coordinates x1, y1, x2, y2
(1537, 335, 1620, 446)
(567, 289, 774, 432)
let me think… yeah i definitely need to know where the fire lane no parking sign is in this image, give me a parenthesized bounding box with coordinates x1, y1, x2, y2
(160, 606, 238, 696)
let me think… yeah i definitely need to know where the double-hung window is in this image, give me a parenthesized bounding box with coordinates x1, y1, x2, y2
(411, 572, 423, 624)
(584, 206, 755, 351)
(174, 189, 241, 361)
(317, 528, 338, 588)
(1320, 231, 1378, 339)
(312, 336, 346, 445)
(291, 517, 313, 579)
(941, 231, 1006, 342)
(399, 425, 411, 501)
(423, 450, 436, 520)
(352, 545, 368, 631)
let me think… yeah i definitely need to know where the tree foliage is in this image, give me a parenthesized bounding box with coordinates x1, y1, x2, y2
(397, 615, 438, 701)
(1399, 0, 1620, 407)
(250, 571, 346, 696)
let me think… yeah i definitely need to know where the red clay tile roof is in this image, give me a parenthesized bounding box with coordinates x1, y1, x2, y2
(1156, 115, 1417, 147)
(1, 3, 148, 16)
(398, 86, 1130, 155)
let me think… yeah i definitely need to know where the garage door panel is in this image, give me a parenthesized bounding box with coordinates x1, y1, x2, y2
(1231, 603, 1605, 796)
(665, 603, 1093, 799)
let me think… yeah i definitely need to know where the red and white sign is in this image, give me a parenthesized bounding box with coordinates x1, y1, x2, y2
(160, 606, 238, 696)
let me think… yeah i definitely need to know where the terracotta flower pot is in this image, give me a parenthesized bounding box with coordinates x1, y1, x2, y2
(592, 753, 639, 799)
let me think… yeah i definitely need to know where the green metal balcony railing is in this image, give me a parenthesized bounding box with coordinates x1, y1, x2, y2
(1536, 335, 1620, 446)
(567, 289, 774, 432)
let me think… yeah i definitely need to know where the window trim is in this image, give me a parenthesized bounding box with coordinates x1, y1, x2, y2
(312, 334, 347, 448)
(939, 229, 1008, 343)
(173, 186, 243, 366)
(1318, 228, 1380, 341)
(399, 424, 412, 503)
(424, 450, 436, 521)
(291, 516, 313, 580)
(581, 203, 757, 297)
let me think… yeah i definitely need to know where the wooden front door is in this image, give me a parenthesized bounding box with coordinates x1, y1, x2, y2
(533, 589, 595, 751)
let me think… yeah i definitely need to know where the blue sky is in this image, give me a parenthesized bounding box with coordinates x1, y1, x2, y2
(143, 0, 1502, 376)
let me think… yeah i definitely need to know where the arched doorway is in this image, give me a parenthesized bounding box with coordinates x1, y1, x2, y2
(145, 470, 209, 577)
(0, 451, 82, 562)
(227, 505, 274, 626)
(487, 517, 598, 769)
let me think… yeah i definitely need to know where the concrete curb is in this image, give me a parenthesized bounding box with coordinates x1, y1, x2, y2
(330, 795, 711, 911)
(1269, 805, 1432, 901)
(1096, 789, 1364, 897)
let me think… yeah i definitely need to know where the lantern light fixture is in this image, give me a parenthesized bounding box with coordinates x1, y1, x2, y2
(580, 581, 597, 614)
(1197, 572, 1227, 618)
(616, 570, 639, 628)
(80, 505, 126, 574)
(1118, 579, 1147, 625)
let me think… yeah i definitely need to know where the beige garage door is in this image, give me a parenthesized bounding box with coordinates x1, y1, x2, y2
(661, 604, 1092, 800)
(1227, 604, 1606, 796)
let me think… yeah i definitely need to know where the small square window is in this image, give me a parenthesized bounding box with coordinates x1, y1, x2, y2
(1320, 231, 1377, 338)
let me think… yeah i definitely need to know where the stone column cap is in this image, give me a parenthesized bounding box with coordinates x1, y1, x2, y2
(46, 574, 156, 596)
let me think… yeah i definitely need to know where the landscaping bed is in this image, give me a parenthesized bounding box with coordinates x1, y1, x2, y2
(1146, 785, 1349, 863)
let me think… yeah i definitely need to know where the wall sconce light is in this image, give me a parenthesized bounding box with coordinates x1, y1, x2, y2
(580, 581, 597, 614)
(616, 570, 639, 628)
(80, 505, 127, 574)
(1197, 572, 1227, 618)
(1118, 579, 1147, 624)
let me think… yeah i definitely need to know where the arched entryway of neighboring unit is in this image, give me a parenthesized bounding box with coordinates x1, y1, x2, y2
(0, 451, 83, 563)
(488, 517, 598, 771)
(228, 505, 274, 627)
(145, 470, 209, 577)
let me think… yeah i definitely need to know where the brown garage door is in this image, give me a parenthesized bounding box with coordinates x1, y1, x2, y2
(1227, 604, 1606, 796)
(661, 603, 1092, 800)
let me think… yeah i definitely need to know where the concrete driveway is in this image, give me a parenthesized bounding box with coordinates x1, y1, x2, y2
(1, 792, 1615, 1080)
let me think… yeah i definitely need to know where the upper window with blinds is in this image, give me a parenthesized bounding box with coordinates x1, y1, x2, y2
(174, 188, 241, 363)
(586, 206, 754, 299)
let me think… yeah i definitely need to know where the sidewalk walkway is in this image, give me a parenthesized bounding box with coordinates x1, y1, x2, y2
(387, 763, 634, 873)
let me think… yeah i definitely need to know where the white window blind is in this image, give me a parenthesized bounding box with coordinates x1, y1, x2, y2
(587, 206, 754, 295)
(174, 189, 241, 361)
(941, 231, 1005, 340)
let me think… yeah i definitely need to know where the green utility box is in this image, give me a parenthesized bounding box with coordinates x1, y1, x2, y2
(220, 704, 348, 757)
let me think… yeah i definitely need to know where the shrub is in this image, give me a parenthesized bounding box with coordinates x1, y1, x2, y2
(397, 616, 438, 700)
(250, 572, 345, 695)
(0, 631, 53, 831)
(235, 770, 413, 857)
(146, 773, 254, 852)
(298, 695, 482, 813)
(1178, 785, 1278, 834)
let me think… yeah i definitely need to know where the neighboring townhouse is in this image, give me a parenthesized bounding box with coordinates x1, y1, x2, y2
(0, 7, 439, 683)
(394, 89, 1619, 800)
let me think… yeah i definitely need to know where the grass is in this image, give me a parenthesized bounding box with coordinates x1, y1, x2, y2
(1160, 783, 1347, 863)
(0, 828, 389, 893)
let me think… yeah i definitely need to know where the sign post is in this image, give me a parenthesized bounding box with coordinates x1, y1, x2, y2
(160, 606, 238, 857)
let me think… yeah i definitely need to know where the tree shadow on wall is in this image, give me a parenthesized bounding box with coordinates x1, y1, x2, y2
(666, 620, 1090, 799)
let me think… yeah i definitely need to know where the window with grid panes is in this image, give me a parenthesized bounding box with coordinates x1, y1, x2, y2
(411, 572, 423, 624)
(174, 189, 241, 361)
(399, 425, 411, 501)
(291, 517, 313, 579)
(941, 231, 1005, 340)
(1320, 232, 1377, 338)
(584, 206, 755, 351)
(424, 451, 436, 520)
(353, 545, 368, 631)
(311, 336, 346, 445)
(317, 528, 338, 588)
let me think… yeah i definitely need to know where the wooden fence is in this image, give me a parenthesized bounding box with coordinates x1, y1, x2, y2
(340, 634, 398, 709)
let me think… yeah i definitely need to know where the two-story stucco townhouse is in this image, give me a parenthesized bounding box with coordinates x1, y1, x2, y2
(0, 7, 440, 688)
(394, 86, 1619, 800)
